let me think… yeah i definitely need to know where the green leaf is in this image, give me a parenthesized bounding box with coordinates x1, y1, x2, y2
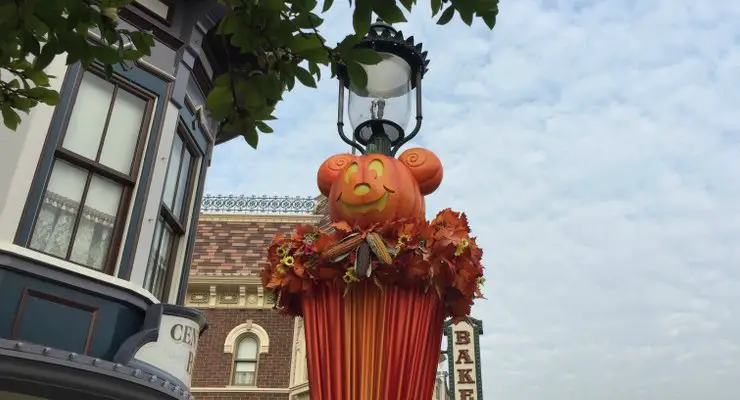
(480, 11, 497, 29)
(253, 75, 284, 102)
(285, 72, 296, 91)
(295, 13, 324, 29)
(322, 0, 334, 12)
(27, 70, 50, 87)
(1, 105, 21, 131)
(290, 34, 324, 53)
(34, 39, 58, 71)
(399, 0, 414, 12)
(205, 86, 234, 121)
(122, 48, 142, 60)
(238, 81, 266, 108)
(352, 0, 372, 35)
(256, 121, 274, 133)
(129, 31, 152, 56)
(375, 3, 407, 23)
(11, 97, 37, 113)
(437, 6, 455, 25)
(301, 48, 331, 65)
(261, 0, 284, 11)
(217, 17, 238, 35)
(243, 126, 259, 149)
(350, 48, 382, 65)
(453, 0, 474, 25)
(347, 62, 368, 90)
(431, 0, 442, 16)
(22, 32, 41, 56)
(214, 73, 231, 87)
(308, 61, 321, 80)
(24, 87, 60, 105)
(294, 66, 317, 88)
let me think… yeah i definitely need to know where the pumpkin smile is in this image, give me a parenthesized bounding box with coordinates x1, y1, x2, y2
(339, 191, 390, 214)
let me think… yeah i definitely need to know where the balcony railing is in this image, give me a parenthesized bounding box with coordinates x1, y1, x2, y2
(200, 194, 317, 215)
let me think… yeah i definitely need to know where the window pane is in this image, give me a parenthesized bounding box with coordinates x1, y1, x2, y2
(144, 220, 164, 292)
(99, 89, 147, 174)
(62, 73, 114, 160)
(162, 135, 183, 209)
(145, 220, 174, 299)
(235, 361, 257, 372)
(237, 337, 258, 358)
(29, 160, 87, 258)
(154, 226, 173, 297)
(234, 361, 257, 385)
(172, 149, 192, 217)
(69, 175, 123, 270)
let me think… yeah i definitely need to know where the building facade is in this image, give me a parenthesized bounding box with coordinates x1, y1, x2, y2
(187, 194, 455, 400)
(186, 194, 325, 400)
(0, 1, 249, 398)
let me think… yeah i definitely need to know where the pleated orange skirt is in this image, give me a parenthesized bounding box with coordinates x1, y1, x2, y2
(302, 282, 446, 400)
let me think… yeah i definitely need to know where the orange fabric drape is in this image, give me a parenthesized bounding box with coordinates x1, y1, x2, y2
(302, 283, 445, 400)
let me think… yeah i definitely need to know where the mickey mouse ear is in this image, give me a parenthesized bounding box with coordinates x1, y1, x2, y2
(317, 154, 356, 196)
(398, 148, 443, 195)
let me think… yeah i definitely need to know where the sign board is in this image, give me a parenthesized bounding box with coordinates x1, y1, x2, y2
(133, 313, 200, 387)
(444, 318, 483, 400)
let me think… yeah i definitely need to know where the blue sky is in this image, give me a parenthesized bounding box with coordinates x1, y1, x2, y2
(204, 0, 740, 398)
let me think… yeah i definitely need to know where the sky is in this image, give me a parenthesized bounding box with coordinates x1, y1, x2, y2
(204, 0, 740, 398)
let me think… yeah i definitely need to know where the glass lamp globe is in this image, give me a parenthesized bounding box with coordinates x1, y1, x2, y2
(347, 52, 412, 145)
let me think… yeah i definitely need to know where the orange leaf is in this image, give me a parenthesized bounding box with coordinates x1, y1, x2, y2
(332, 221, 353, 233)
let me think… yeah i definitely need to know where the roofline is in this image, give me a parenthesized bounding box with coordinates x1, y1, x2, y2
(198, 213, 324, 224)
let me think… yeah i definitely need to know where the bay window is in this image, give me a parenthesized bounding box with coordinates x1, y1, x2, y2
(28, 71, 153, 273)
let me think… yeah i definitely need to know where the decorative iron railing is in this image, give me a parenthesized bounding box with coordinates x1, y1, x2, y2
(200, 194, 317, 214)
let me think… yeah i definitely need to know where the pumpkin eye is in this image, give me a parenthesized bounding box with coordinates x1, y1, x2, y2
(344, 163, 359, 183)
(368, 159, 384, 177)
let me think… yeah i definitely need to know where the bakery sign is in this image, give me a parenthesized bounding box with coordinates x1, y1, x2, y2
(444, 318, 484, 400)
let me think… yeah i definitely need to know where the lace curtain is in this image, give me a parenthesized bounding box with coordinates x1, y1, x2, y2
(29, 192, 115, 270)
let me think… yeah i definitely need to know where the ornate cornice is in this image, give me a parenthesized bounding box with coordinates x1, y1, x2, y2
(185, 278, 275, 309)
(198, 213, 323, 224)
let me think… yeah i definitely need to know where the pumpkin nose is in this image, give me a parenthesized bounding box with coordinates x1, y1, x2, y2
(354, 184, 371, 195)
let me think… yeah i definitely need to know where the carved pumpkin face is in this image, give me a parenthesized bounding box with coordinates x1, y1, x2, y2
(317, 148, 443, 227)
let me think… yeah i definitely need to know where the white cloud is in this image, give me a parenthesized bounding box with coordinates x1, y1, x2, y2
(205, 0, 740, 398)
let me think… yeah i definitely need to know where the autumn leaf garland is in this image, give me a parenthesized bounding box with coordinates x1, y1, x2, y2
(260, 208, 485, 320)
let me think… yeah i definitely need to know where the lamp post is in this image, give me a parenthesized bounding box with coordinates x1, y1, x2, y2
(336, 19, 429, 156)
(261, 17, 485, 400)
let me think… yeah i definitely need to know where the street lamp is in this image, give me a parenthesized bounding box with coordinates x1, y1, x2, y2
(337, 19, 429, 156)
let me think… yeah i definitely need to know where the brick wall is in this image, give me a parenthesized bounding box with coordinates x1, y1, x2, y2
(194, 392, 289, 400)
(192, 308, 295, 389)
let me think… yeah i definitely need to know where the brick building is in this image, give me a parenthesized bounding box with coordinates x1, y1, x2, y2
(185, 194, 326, 400)
(185, 194, 453, 400)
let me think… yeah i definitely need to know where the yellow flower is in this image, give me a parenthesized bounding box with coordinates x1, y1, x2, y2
(343, 269, 360, 283)
(397, 233, 412, 247)
(277, 265, 287, 275)
(476, 277, 486, 286)
(276, 246, 288, 257)
(281, 256, 294, 267)
(454, 238, 470, 257)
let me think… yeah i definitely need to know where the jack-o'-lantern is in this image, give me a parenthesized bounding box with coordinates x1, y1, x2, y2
(317, 148, 443, 227)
